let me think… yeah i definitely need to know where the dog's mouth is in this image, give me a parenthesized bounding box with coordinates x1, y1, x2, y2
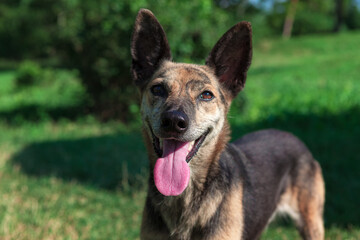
(152, 130, 209, 163)
(151, 129, 210, 196)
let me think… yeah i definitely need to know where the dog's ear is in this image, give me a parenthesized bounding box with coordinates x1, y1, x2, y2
(206, 22, 252, 98)
(131, 9, 171, 88)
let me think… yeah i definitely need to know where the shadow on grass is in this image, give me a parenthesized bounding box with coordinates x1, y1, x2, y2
(231, 106, 360, 228)
(0, 104, 87, 124)
(10, 132, 148, 190)
(9, 106, 360, 228)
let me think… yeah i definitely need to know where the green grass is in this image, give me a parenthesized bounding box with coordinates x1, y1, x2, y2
(1, 31, 360, 239)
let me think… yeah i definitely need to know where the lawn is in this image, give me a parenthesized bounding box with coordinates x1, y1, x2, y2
(0, 31, 360, 239)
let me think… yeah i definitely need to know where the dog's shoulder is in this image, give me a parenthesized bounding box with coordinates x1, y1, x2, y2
(218, 142, 250, 183)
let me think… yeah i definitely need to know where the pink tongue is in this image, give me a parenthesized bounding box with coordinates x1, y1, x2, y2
(154, 140, 190, 196)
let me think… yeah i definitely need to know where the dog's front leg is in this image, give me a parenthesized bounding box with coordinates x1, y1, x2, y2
(208, 190, 244, 240)
(191, 188, 243, 240)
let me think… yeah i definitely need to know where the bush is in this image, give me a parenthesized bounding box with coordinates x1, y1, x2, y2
(346, 2, 360, 30)
(0, 0, 257, 122)
(0, 1, 57, 60)
(266, 1, 334, 36)
(15, 61, 42, 87)
(292, 11, 333, 35)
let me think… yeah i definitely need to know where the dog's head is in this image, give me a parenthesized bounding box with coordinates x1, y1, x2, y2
(131, 9, 252, 196)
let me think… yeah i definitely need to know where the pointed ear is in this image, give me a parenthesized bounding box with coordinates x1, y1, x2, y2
(131, 9, 171, 88)
(206, 22, 252, 98)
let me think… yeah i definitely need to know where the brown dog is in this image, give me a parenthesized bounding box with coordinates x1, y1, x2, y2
(131, 9, 325, 240)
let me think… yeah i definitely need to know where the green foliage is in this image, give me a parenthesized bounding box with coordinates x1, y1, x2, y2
(0, 1, 58, 59)
(292, 10, 334, 35)
(2, 68, 86, 125)
(0, 0, 240, 122)
(346, 1, 360, 29)
(3, 0, 360, 122)
(266, 0, 360, 35)
(15, 61, 42, 87)
(267, 1, 335, 35)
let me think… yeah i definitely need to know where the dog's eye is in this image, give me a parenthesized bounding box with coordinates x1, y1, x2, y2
(199, 91, 214, 101)
(151, 85, 166, 97)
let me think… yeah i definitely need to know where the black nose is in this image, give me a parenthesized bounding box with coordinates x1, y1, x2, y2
(161, 110, 189, 134)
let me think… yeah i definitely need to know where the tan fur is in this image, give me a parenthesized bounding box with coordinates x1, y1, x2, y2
(208, 185, 244, 240)
(189, 123, 230, 189)
(274, 159, 325, 240)
(297, 162, 325, 240)
(275, 185, 301, 223)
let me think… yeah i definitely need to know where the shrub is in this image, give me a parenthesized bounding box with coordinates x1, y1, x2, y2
(266, 1, 335, 36)
(292, 11, 333, 35)
(0, 0, 253, 122)
(346, 2, 360, 30)
(0, 1, 57, 60)
(15, 61, 42, 87)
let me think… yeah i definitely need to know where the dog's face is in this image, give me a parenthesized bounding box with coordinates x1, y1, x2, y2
(141, 62, 226, 156)
(131, 9, 252, 196)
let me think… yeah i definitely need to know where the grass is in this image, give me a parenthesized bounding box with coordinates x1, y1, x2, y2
(1, 31, 360, 239)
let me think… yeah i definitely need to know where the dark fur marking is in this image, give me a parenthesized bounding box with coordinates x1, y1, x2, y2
(153, 72, 167, 80)
(179, 99, 196, 127)
(186, 80, 205, 93)
(155, 66, 211, 84)
(219, 89, 226, 104)
(143, 196, 169, 232)
(155, 66, 181, 79)
(184, 67, 211, 83)
(193, 200, 224, 238)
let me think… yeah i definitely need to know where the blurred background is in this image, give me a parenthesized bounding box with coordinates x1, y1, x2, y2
(0, 0, 359, 239)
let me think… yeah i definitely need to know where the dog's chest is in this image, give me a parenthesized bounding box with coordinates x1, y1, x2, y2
(159, 197, 183, 230)
(158, 193, 197, 236)
(155, 186, 224, 239)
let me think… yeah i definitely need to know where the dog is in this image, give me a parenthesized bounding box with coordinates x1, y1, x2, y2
(131, 9, 325, 240)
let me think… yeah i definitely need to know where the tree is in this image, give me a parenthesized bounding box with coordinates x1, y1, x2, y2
(334, 0, 345, 32)
(267, 0, 335, 36)
(345, 0, 360, 29)
(282, 0, 299, 38)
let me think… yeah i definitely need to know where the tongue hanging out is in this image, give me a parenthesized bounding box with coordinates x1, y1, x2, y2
(153, 140, 190, 196)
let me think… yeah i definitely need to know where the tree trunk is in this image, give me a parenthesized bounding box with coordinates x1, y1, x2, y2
(236, 0, 249, 17)
(282, 0, 298, 39)
(333, 0, 344, 32)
